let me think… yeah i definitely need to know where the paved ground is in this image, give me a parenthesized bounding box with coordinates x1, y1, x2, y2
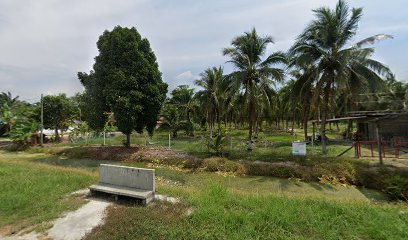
(2, 197, 111, 240)
(47, 199, 111, 240)
(1, 190, 180, 240)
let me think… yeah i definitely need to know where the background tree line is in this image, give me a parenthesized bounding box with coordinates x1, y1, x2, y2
(1, 1, 407, 154)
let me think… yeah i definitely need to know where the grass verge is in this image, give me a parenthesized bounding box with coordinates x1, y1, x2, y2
(85, 184, 408, 240)
(0, 151, 97, 233)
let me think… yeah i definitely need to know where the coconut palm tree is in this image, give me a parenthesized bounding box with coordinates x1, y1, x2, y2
(0, 92, 19, 107)
(223, 28, 286, 150)
(290, 0, 391, 154)
(195, 66, 224, 137)
(289, 67, 317, 140)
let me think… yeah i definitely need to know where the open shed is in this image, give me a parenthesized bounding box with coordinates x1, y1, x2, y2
(357, 112, 408, 141)
(312, 112, 408, 163)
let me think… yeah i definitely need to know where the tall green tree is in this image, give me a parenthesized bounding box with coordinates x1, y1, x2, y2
(290, 0, 391, 153)
(0, 92, 27, 136)
(195, 66, 224, 137)
(223, 28, 286, 150)
(42, 94, 77, 142)
(170, 85, 197, 123)
(79, 26, 167, 147)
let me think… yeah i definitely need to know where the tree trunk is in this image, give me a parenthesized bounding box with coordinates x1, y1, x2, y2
(217, 109, 221, 135)
(55, 127, 60, 142)
(346, 120, 353, 139)
(303, 118, 308, 141)
(248, 95, 256, 151)
(302, 98, 310, 141)
(321, 82, 332, 154)
(125, 133, 131, 147)
(291, 109, 295, 135)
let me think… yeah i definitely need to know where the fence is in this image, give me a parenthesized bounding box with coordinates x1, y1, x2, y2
(66, 131, 357, 158)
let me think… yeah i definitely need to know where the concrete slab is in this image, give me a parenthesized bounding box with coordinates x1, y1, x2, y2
(47, 199, 111, 240)
(90, 183, 154, 203)
(155, 194, 180, 204)
(99, 164, 155, 191)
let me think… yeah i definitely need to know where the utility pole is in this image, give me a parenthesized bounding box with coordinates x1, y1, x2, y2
(40, 94, 44, 146)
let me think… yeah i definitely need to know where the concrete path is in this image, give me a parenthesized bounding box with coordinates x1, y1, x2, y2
(1, 191, 181, 240)
(47, 199, 111, 240)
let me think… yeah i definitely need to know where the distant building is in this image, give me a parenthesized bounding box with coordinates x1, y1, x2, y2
(355, 112, 408, 141)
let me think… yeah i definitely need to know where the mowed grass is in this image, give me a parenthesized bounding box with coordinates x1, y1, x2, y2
(86, 182, 408, 240)
(1, 149, 407, 239)
(86, 163, 408, 239)
(0, 151, 97, 232)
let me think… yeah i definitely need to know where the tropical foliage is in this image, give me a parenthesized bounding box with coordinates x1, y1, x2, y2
(78, 26, 168, 147)
(2, 1, 407, 153)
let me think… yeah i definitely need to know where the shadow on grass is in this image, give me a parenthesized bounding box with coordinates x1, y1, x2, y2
(358, 187, 389, 201)
(32, 157, 115, 169)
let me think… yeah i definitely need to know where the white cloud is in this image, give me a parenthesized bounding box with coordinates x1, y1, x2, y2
(175, 70, 198, 82)
(0, 0, 406, 100)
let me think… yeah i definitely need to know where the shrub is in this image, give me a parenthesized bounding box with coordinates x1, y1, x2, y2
(243, 162, 299, 178)
(384, 175, 408, 201)
(206, 132, 228, 156)
(202, 157, 242, 173)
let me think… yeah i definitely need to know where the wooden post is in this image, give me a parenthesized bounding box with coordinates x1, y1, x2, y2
(375, 123, 383, 165)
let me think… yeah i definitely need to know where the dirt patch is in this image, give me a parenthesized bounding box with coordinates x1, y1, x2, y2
(60, 145, 203, 168)
(61, 146, 140, 161)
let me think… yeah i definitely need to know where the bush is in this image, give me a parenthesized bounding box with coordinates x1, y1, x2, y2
(202, 157, 242, 173)
(384, 175, 408, 201)
(243, 162, 299, 178)
(206, 132, 228, 156)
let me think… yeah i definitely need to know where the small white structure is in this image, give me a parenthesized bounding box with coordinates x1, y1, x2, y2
(90, 164, 155, 205)
(292, 141, 306, 156)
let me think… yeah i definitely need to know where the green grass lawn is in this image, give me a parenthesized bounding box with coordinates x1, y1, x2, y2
(86, 188, 408, 240)
(85, 164, 408, 240)
(0, 151, 97, 232)
(1, 149, 407, 239)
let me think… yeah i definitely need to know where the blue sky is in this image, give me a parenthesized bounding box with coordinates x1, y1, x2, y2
(0, 0, 407, 101)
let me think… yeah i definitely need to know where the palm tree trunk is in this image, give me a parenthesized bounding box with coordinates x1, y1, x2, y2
(291, 109, 295, 135)
(248, 95, 256, 151)
(321, 82, 332, 154)
(302, 98, 309, 141)
(209, 112, 213, 138)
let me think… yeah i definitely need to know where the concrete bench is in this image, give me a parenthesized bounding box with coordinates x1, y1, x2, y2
(90, 164, 155, 205)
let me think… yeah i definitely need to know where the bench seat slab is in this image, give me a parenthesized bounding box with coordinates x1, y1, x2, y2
(90, 183, 154, 203)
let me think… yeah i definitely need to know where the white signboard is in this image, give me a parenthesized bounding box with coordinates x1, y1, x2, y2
(292, 141, 306, 156)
